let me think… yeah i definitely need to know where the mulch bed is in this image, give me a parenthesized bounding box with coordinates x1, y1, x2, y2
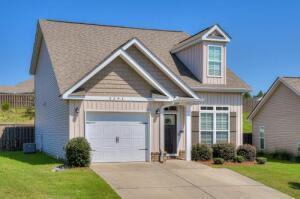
(199, 160, 256, 166)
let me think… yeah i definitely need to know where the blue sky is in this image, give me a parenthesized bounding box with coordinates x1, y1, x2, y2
(0, 0, 299, 94)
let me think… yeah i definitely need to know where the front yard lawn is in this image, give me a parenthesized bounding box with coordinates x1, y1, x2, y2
(0, 151, 120, 199)
(213, 158, 300, 198)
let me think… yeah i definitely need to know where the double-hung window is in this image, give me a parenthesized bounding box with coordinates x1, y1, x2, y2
(259, 126, 265, 150)
(200, 106, 229, 145)
(208, 45, 222, 77)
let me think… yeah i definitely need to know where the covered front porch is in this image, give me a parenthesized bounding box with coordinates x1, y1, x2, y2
(151, 99, 198, 162)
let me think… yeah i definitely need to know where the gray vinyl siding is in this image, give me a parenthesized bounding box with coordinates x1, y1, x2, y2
(126, 46, 188, 97)
(74, 57, 156, 97)
(253, 83, 300, 155)
(35, 39, 69, 159)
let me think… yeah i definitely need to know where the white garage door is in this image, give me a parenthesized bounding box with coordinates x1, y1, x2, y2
(85, 112, 148, 162)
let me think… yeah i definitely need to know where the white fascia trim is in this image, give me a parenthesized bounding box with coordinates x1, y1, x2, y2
(119, 51, 173, 99)
(62, 46, 173, 100)
(62, 49, 122, 99)
(191, 87, 251, 93)
(65, 95, 172, 102)
(202, 25, 230, 42)
(171, 25, 230, 53)
(122, 38, 199, 99)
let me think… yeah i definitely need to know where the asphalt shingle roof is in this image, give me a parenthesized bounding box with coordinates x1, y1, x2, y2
(31, 20, 250, 94)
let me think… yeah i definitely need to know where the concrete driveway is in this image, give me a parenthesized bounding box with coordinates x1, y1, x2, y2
(91, 160, 291, 199)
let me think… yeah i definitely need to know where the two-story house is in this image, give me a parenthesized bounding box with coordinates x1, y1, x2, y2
(30, 20, 250, 162)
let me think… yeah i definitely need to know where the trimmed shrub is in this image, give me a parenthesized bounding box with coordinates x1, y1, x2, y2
(192, 144, 213, 161)
(1, 101, 10, 111)
(233, 155, 244, 163)
(256, 157, 267, 164)
(272, 150, 294, 161)
(212, 143, 235, 161)
(65, 137, 91, 167)
(213, 158, 224, 165)
(237, 144, 256, 161)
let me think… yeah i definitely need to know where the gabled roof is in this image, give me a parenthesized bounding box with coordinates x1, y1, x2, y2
(248, 77, 300, 119)
(30, 20, 250, 95)
(171, 24, 231, 53)
(0, 78, 34, 94)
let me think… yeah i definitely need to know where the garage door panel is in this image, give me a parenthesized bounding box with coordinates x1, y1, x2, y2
(86, 112, 148, 162)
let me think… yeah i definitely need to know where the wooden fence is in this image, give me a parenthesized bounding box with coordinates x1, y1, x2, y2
(0, 93, 34, 108)
(243, 133, 252, 145)
(0, 124, 34, 151)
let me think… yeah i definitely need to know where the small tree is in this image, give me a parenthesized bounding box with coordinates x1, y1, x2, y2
(1, 101, 10, 111)
(256, 90, 264, 98)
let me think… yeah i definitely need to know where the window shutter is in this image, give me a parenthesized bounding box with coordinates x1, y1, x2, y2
(230, 112, 237, 144)
(192, 111, 200, 145)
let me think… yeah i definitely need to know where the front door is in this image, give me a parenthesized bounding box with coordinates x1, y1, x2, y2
(164, 114, 177, 154)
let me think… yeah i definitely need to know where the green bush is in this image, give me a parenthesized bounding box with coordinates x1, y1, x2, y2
(65, 137, 91, 167)
(237, 144, 256, 161)
(1, 101, 10, 111)
(192, 144, 212, 161)
(256, 157, 267, 164)
(233, 155, 244, 163)
(272, 150, 294, 161)
(212, 143, 235, 161)
(25, 106, 35, 119)
(213, 158, 224, 165)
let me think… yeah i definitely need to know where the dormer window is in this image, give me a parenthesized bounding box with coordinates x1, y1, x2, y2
(208, 45, 222, 77)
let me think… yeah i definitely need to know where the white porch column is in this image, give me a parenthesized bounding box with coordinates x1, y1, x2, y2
(185, 105, 192, 161)
(159, 107, 165, 162)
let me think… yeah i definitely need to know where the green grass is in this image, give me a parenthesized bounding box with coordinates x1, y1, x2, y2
(0, 151, 120, 199)
(243, 112, 252, 133)
(0, 108, 34, 124)
(213, 158, 300, 198)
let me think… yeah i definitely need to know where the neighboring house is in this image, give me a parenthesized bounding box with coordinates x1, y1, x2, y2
(30, 20, 250, 162)
(0, 78, 34, 94)
(249, 77, 300, 155)
(0, 78, 34, 108)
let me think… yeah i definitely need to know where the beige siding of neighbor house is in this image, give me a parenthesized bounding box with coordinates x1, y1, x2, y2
(35, 39, 69, 159)
(126, 46, 187, 97)
(75, 57, 156, 97)
(191, 92, 243, 146)
(175, 42, 227, 85)
(253, 83, 300, 155)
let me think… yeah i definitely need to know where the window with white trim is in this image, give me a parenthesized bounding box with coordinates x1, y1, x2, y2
(200, 106, 229, 145)
(208, 45, 222, 77)
(259, 126, 265, 150)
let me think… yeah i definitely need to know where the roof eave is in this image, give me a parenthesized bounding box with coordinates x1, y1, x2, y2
(29, 21, 43, 75)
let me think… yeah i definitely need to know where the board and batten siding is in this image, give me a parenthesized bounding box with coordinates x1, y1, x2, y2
(175, 42, 227, 85)
(126, 46, 187, 97)
(35, 39, 69, 159)
(191, 92, 243, 146)
(176, 43, 203, 81)
(74, 57, 156, 97)
(252, 83, 300, 155)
